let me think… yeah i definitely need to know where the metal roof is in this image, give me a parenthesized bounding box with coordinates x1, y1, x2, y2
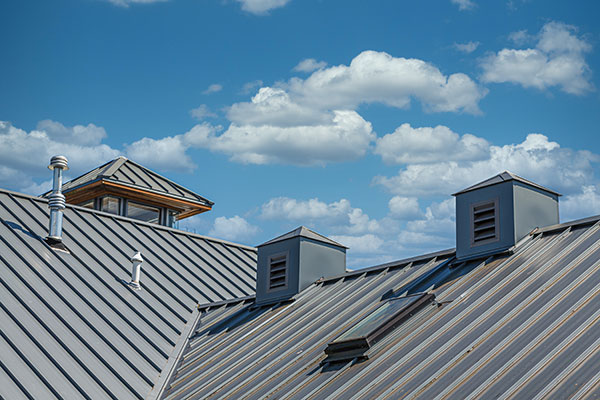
(259, 226, 348, 248)
(452, 171, 561, 196)
(0, 188, 256, 400)
(55, 156, 213, 207)
(162, 216, 600, 399)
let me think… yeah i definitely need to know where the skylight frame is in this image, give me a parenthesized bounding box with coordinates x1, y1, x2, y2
(324, 293, 436, 363)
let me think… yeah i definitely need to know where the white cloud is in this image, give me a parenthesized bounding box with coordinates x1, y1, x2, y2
(107, 0, 167, 7)
(228, 87, 331, 127)
(454, 41, 480, 54)
(451, 0, 476, 11)
(388, 196, 422, 220)
(197, 50, 484, 166)
(481, 21, 593, 95)
(561, 186, 600, 222)
(189, 105, 217, 120)
(202, 84, 223, 95)
(286, 50, 486, 114)
(235, 0, 291, 15)
(508, 29, 534, 46)
(241, 80, 264, 94)
(20, 179, 53, 196)
(375, 132, 598, 197)
(124, 122, 219, 172)
(125, 135, 195, 172)
(212, 109, 374, 166)
(36, 120, 107, 146)
(209, 216, 259, 241)
(293, 58, 327, 73)
(0, 121, 120, 191)
(260, 197, 381, 234)
(374, 123, 489, 164)
(329, 234, 384, 253)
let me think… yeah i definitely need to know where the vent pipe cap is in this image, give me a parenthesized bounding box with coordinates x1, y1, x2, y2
(48, 155, 69, 171)
(129, 251, 143, 290)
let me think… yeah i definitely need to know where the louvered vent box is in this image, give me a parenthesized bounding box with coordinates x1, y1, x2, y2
(256, 227, 347, 305)
(454, 172, 559, 260)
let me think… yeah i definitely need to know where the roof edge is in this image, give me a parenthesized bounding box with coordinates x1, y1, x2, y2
(452, 171, 561, 197)
(1, 188, 257, 252)
(321, 247, 456, 283)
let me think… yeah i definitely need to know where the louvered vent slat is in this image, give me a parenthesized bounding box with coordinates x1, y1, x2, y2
(473, 201, 497, 244)
(269, 254, 288, 290)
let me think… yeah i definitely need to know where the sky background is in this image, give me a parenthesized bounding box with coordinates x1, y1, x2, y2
(1, 0, 599, 268)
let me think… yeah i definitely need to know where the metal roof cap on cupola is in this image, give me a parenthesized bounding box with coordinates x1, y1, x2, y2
(255, 226, 348, 305)
(453, 171, 560, 260)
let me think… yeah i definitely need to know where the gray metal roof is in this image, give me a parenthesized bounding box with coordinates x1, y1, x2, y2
(56, 156, 213, 207)
(162, 216, 600, 399)
(453, 171, 561, 196)
(0, 188, 256, 400)
(259, 226, 348, 248)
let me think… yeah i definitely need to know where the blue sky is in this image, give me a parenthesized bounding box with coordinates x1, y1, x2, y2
(1, 0, 599, 267)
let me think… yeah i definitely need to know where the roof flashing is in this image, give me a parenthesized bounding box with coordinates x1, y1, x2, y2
(324, 293, 437, 363)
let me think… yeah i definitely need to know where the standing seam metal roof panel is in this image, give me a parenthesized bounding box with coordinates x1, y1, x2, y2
(0, 188, 257, 400)
(161, 217, 600, 400)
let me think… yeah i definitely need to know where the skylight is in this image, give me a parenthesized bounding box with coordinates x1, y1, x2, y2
(324, 293, 436, 363)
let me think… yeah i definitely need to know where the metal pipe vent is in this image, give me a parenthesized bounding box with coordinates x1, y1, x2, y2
(46, 155, 69, 247)
(128, 251, 143, 290)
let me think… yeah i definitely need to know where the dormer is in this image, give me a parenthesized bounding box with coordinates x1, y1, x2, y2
(453, 171, 560, 260)
(43, 156, 213, 227)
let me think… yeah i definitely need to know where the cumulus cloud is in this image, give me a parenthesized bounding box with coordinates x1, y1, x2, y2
(36, 120, 107, 146)
(451, 0, 476, 10)
(202, 84, 223, 95)
(235, 0, 291, 15)
(124, 122, 219, 172)
(329, 234, 384, 253)
(209, 216, 259, 241)
(216, 112, 374, 166)
(293, 58, 327, 73)
(561, 186, 600, 222)
(375, 131, 598, 196)
(241, 80, 264, 94)
(125, 135, 195, 172)
(508, 29, 534, 46)
(205, 50, 485, 166)
(285, 50, 486, 114)
(481, 21, 593, 95)
(260, 197, 381, 234)
(374, 123, 489, 164)
(189, 105, 217, 120)
(0, 121, 121, 191)
(388, 196, 422, 219)
(454, 41, 480, 54)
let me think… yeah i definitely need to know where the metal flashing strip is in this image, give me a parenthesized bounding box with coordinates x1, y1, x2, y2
(147, 309, 200, 400)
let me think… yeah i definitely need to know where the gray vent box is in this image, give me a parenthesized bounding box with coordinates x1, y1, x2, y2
(255, 226, 347, 306)
(453, 171, 560, 260)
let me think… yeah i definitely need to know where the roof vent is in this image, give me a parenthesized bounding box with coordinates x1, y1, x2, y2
(472, 200, 498, 244)
(46, 155, 69, 249)
(268, 253, 288, 291)
(454, 171, 560, 260)
(255, 226, 347, 306)
(128, 251, 143, 290)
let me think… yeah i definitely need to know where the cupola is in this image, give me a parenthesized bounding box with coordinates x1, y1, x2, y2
(43, 156, 213, 227)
